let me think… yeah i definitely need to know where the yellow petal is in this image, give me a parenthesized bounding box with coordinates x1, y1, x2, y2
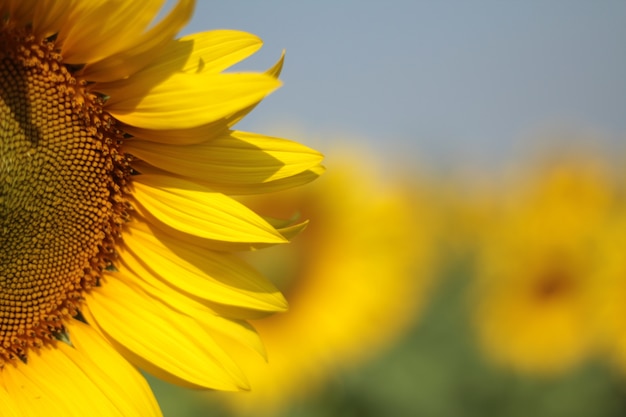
(0, 384, 20, 417)
(266, 50, 286, 78)
(59, 0, 166, 64)
(118, 52, 286, 144)
(121, 220, 287, 312)
(132, 159, 324, 195)
(65, 320, 163, 417)
(3, 341, 153, 417)
(210, 165, 326, 195)
(255, 213, 311, 240)
(83, 0, 195, 82)
(31, 0, 74, 39)
(113, 264, 267, 357)
(277, 219, 311, 240)
(87, 275, 249, 390)
(104, 72, 281, 130)
(156, 30, 263, 75)
(131, 175, 286, 244)
(3, 351, 77, 417)
(124, 119, 231, 145)
(222, 51, 287, 129)
(125, 130, 323, 188)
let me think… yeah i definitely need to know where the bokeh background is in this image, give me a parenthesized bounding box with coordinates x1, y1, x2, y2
(148, 1, 626, 416)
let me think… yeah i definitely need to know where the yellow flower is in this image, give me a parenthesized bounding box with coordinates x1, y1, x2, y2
(0, 1, 322, 415)
(211, 148, 438, 415)
(470, 155, 616, 374)
(590, 208, 626, 373)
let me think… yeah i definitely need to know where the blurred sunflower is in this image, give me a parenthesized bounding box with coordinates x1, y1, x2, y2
(470, 155, 616, 374)
(0, 1, 322, 415)
(210, 148, 439, 415)
(591, 207, 626, 373)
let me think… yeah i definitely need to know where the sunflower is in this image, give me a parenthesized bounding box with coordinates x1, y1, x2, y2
(590, 203, 626, 373)
(470, 155, 616, 374)
(207, 148, 438, 416)
(0, 1, 323, 415)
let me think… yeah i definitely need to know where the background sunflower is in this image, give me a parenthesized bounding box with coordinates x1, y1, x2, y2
(144, 1, 626, 416)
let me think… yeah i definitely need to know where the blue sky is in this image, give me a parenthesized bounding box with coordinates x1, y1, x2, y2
(178, 1, 626, 166)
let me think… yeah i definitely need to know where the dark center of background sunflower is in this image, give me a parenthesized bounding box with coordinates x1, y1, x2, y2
(0, 30, 128, 364)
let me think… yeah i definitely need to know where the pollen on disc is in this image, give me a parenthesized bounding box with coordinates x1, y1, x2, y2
(0, 30, 124, 363)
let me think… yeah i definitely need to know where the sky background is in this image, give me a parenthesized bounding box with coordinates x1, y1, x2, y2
(176, 1, 626, 169)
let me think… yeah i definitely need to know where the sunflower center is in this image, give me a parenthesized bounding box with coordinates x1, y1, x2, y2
(0, 30, 128, 365)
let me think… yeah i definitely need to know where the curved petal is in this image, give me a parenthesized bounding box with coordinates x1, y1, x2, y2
(0, 384, 20, 417)
(149, 30, 263, 76)
(86, 275, 249, 391)
(131, 159, 324, 196)
(131, 175, 286, 244)
(125, 130, 323, 186)
(121, 220, 287, 312)
(266, 49, 286, 78)
(113, 264, 267, 357)
(275, 219, 311, 240)
(59, 0, 166, 64)
(2, 340, 156, 417)
(120, 52, 286, 144)
(83, 0, 195, 82)
(206, 165, 326, 195)
(3, 350, 79, 417)
(104, 72, 281, 130)
(65, 320, 163, 417)
(124, 121, 230, 145)
(31, 0, 75, 39)
(221, 51, 287, 128)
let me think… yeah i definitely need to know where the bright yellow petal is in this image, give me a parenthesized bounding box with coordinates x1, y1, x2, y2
(211, 165, 326, 195)
(255, 213, 311, 240)
(83, 0, 195, 82)
(118, 52, 286, 144)
(131, 175, 286, 244)
(156, 30, 263, 75)
(86, 275, 249, 391)
(104, 72, 281, 130)
(113, 264, 267, 358)
(0, 384, 20, 417)
(129, 155, 324, 196)
(126, 130, 323, 187)
(123, 120, 228, 145)
(65, 320, 163, 417)
(266, 50, 286, 78)
(59, 0, 166, 64)
(221, 51, 287, 129)
(121, 220, 287, 312)
(3, 355, 71, 417)
(3, 341, 153, 417)
(277, 219, 311, 240)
